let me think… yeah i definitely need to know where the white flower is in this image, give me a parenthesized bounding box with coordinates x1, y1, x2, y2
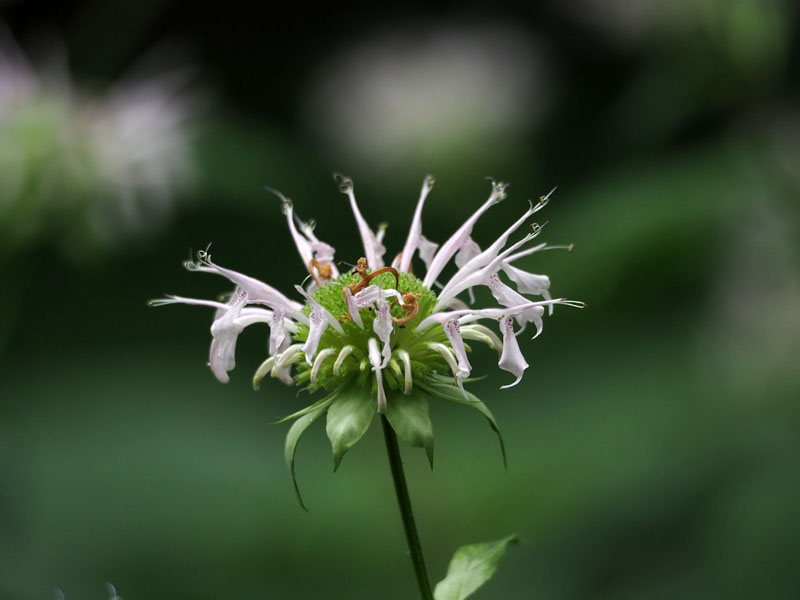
(153, 175, 582, 401)
(151, 174, 583, 492)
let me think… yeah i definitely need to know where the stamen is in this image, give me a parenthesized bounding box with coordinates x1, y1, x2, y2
(333, 345, 356, 376)
(538, 185, 558, 207)
(310, 348, 336, 383)
(397, 349, 413, 395)
(343, 257, 400, 299)
(392, 292, 421, 327)
(308, 258, 333, 285)
(530, 220, 548, 235)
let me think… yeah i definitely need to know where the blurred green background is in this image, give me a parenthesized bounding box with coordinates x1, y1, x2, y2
(2, 1, 799, 598)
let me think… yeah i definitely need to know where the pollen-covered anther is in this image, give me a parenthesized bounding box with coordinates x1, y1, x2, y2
(343, 257, 400, 299)
(308, 258, 333, 285)
(392, 292, 422, 326)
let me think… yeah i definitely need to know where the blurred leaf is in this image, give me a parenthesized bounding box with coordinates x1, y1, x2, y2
(325, 385, 376, 471)
(385, 389, 434, 467)
(433, 534, 520, 600)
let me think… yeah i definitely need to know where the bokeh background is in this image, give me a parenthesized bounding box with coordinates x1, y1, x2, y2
(2, 1, 799, 599)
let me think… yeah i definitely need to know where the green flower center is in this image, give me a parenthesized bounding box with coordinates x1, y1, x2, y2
(294, 270, 451, 391)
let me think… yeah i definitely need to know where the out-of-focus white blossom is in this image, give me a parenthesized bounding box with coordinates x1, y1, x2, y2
(0, 33, 198, 258)
(301, 23, 546, 168)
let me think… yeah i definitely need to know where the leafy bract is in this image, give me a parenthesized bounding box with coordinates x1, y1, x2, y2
(284, 395, 336, 510)
(326, 385, 376, 471)
(417, 377, 507, 468)
(385, 388, 434, 467)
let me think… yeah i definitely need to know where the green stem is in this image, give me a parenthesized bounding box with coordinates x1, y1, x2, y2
(381, 414, 434, 600)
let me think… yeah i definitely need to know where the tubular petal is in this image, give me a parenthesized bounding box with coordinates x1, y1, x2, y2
(368, 338, 387, 413)
(398, 174, 436, 272)
(498, 317, 529, 388)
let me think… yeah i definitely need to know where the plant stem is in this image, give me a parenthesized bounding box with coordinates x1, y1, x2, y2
(381, 414, 434, 600)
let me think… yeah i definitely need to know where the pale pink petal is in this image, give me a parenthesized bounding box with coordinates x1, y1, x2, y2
(336, 175, 386, 269)
(439, 202, 538, 300)
(422, 180, 507, 287)
(268, 310, 287, 355)
(502, 263, 553, 314)
(294, 285, 344, 334)
(187, 252, 305, 319)
(301, 304, 327, 365)
(207, 290, 249, 383)
(373, 300, 393, 367)
(417, 297, 580, 331)
(454, 237, 481, 269)
(444, 319, 471, 384)
(273, 190, 313, 266)
(368, 337, 387, 413)
(417, 235, 439, 271)
(398, 174, 436, 272)
(498, 317, 529, 388)
(434, 230, 537, 310)
(344, 287, 364, 328)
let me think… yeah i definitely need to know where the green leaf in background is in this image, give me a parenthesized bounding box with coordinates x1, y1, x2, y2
(418, 379, 507, 468)
(385, 388, 434, 468)
(433, 534, 520, 600)
(325, 385, 376, 471)
(284, 397, 335, 510)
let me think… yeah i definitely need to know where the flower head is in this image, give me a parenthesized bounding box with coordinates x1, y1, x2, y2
(151, 175, 583, 506)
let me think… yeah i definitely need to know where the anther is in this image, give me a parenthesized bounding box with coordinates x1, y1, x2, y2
(308, 258, 333, 285)
(539, 185, 558, 206)
(392, 292, 421, 327)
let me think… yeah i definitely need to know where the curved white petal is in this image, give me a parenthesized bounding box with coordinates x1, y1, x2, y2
(397, 349, 413, 395)
(368, 337, 387, 413)
(444, 319, 471, 386)
(333, 345, 356, 376)
(344, 287, 364, 328)
(423, 180, 507, 287)
(373, 300, 393, 368)
(398, 174, 436, 272)
(439, 202, 538, 301)
(294, 285, 344, 334)
(434, 230, 537, 310)
(454, 236, 481, 269)
(498, 317, 529, 389)
(310, 348, 336, 383)
(302, 304, 328, 365)
(417, 235, 439, 271)
(337, 175, 386, 269)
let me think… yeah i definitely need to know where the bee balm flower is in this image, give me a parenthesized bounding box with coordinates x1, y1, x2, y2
(151, 175, 583, 505)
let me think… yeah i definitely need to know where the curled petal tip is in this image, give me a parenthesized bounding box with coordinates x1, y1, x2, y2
(333, 172, 353, 192)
